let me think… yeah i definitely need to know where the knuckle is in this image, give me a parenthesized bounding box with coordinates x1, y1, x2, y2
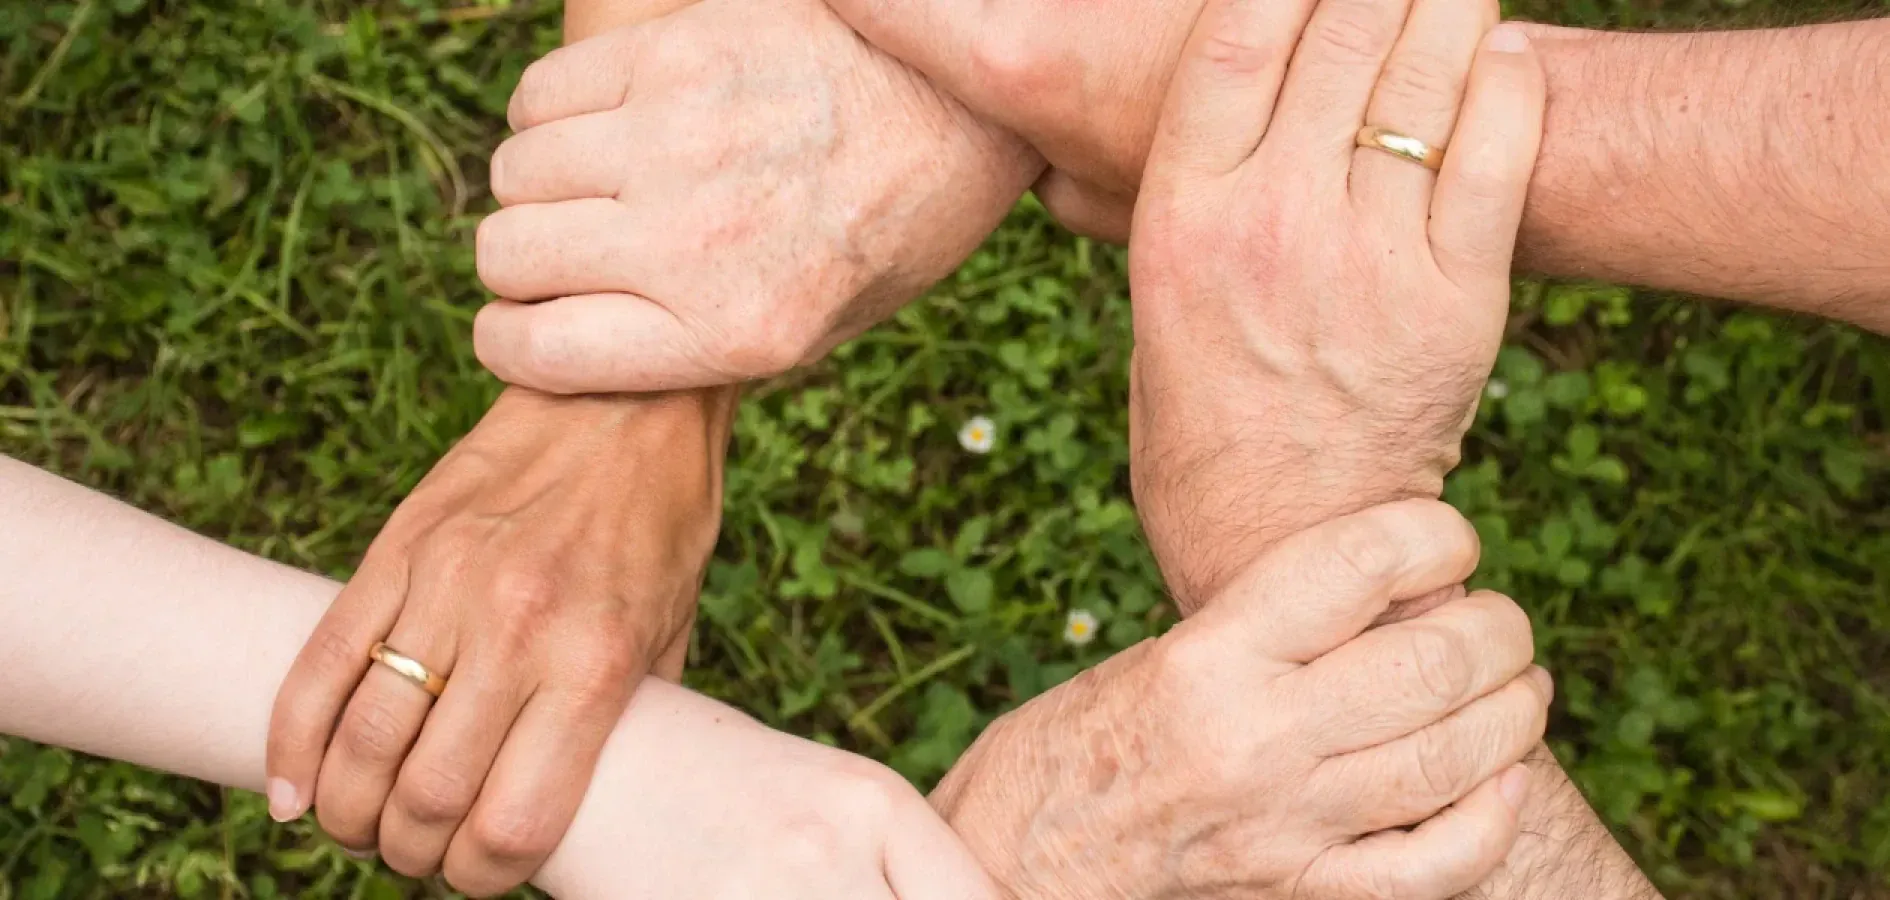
(507, 57, 563, 131)
(487, 562, 561, 619)
(566, 639, 640, 696)
(1443, 508, 1483, 573)
(306, 625, 364, 680)
(339, 696, 416, 765)
(1374, 49, 1466, 113)
(1326, 514, 1404, 585)
(710, 319, 808, 380)
(1195, 0, 1291, 79)
(394, 764, 481, 825)
(968, 26, 1067, 109)
(467, 802, 561, 865)
(1403, 624, 1472, 712)
(1411, 724, 1471, 800)
(1479, 592, 1536, 657)
(1307, 3, 1395, 64)
(514, 317, 587, 393)
(772, 825, 848, 876)
(825, 759, 914, 826)
(1149, 627, 1226, 698)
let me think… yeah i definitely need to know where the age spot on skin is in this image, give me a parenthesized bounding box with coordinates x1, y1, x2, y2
(1087, 729, 1121, 793)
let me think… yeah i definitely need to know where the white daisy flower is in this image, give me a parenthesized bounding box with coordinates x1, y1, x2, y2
(1485, 379, 1510, 400)
(1063, 609, 1100, 647)
(958, 415, 997, 454)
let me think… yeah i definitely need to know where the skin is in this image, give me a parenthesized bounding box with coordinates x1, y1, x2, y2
(826, 0, 1890, 328)
(269, 388, 730, 891)
(2, 458, 1543, 898)
(476, 11, 1890, 400)
(473, 0, 1037, 393)
(0, 455, 998, 900)
(913, 2, 1650, 898)
(1113, 0, 1661, 896)
(263, 3, 749, 895)
(290, 0, 1885, 894)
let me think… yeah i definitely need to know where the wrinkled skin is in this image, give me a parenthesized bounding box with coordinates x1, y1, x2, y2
(933, 502, 1551, 899)
(1124, 0, 1544, 608)
(472, 0, 1039, 393)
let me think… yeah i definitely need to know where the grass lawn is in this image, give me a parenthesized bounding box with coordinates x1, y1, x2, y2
(2, 0, 1888, 897)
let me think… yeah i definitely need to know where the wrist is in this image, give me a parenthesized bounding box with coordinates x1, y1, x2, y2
(1457, 745, 1662, 900)
(1130, 379, 1458, 612)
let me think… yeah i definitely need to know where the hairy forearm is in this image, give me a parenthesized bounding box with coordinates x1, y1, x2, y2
(838, 2, 1890, 325)
(1518, 21, 1890, 328)
(1459, 747, 1662, 900)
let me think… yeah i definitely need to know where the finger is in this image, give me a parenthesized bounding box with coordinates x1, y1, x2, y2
(1032, 170, 1133, 244)
(473, 294, 730, 395)
(1306, 764, 1530, 898)
(1290, 590, 1535, 754)
(507, 26, 653, 131)
(475, 199, 646, 302)
(882, 793, 1004, 900)
(443, 683, 631, 896)
(1186, 498, 1480, 665)
(1267, 0, 1418, 163)
(313, 606, 458, 852)
(1145, 0, 1321, 179)
(489, 112, 633, 207)
(1313, 665, 1550, 832)
(1348, 0, 1497, 221)
(266, 563, 406, 824)
(1428, 23, 1545, 289)
(378, 649, 532, 879)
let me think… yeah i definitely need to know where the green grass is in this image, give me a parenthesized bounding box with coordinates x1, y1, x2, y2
(2, 0, 1887, 897)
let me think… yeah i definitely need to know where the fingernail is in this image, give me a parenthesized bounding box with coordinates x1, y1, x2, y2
(1499, 764, 1532, 809)
(343, 847, 377, 860)
(266, 777, 303, 823)
(1485, 24, 1530, 54)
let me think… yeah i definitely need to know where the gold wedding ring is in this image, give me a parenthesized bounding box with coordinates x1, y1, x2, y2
(1356, 125, 1445, 171)
(369, 642, 447, 698)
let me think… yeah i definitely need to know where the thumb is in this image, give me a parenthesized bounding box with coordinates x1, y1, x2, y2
(1187, 499, 1482, 664)
(473, 295, 740, 395)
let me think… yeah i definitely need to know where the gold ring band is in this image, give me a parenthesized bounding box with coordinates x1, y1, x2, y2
(1356, 125, 1444, 171)
(369, 642, 447, 698)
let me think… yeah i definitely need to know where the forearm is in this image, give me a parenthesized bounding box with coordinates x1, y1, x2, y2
(1458, 748, 1662, 900)
(0, 453, 740, 899)
(1517, 21, 1890, 328)
(841, 3, 1890, 323)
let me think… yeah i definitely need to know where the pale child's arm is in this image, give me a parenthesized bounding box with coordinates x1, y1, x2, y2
(0, 455, 994, 900)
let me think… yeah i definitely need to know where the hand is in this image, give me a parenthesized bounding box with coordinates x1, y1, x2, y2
(266, 388, 732, 895)
(537, 683, 1000, 900)
(470, 0, 1041, 394)
(827, 0, 1197, 241)
(932, 500, 1550, 899)
(1126, 0, 1546, 607)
